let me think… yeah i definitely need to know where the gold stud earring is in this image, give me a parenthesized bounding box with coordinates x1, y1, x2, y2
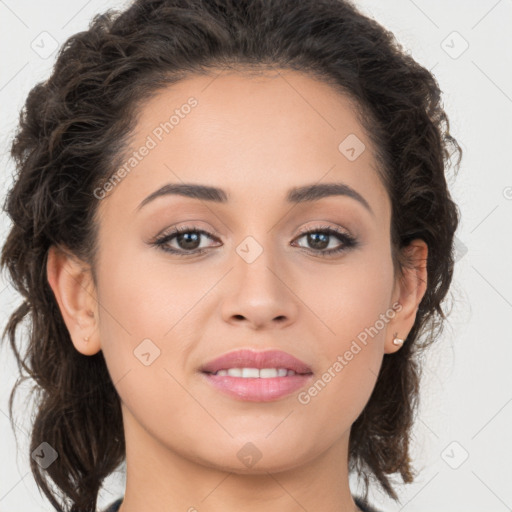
(392, 333, 404, 346)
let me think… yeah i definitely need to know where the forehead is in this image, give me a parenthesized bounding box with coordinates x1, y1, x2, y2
(98, 69, 389, 221)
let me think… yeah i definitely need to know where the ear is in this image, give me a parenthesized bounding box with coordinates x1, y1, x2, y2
(46, 245, 101, 356)
(385, 239, 428, 354)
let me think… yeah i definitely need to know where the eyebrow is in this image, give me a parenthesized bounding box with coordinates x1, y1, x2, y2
(136, 182, 373, 215)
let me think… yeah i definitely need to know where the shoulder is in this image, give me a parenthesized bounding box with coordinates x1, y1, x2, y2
(101, 497, 123, 512)
(354, 495, 383, 512)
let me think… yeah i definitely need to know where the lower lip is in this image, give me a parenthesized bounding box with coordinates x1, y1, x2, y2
(202, 372, 313, 402)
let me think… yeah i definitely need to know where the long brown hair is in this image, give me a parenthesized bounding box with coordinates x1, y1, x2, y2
(1, 0, 461, 510)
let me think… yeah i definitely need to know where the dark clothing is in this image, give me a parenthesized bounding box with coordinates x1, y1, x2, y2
(103, 498, 122, 512)
(355, 495, 382, 512)
(103, 495, 382, 511)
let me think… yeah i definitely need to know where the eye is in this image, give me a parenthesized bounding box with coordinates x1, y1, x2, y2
(151, 225, 219, 256)
(292, 224, 358, 257)
(150, 224, 358, 258)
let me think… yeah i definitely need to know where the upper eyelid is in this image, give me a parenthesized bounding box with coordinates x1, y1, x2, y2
(156, 224, 353, 244)
(152, 224, 358, 259)
(296, 224, 351, 236)
(159, 224, 349, 235)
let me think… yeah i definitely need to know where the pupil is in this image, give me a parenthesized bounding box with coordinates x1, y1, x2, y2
(175, 232, 331, 251)
(178, 232, 200, 250)
(308, 233, 328, 250)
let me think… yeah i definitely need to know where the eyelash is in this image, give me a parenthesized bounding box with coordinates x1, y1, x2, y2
(151, 224, 358, 258)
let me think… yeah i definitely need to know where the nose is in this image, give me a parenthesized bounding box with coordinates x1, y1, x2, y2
(220, 242, 299, 330)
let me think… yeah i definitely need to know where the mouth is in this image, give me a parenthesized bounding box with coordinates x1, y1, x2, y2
(200, 349, 313, 402)
(206, 367, 303, 377)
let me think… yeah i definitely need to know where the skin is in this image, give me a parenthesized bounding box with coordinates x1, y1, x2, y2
(47, 69, 427, 512)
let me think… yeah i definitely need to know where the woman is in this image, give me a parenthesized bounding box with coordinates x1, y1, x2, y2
(1, 0, 461, 511)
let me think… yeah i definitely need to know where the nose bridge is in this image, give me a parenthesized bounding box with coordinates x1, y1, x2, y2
(220, 230, 297, 327)
(233, 231, 283, 295)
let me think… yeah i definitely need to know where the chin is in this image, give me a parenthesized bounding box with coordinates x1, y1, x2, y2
(188, 436, 316, 475)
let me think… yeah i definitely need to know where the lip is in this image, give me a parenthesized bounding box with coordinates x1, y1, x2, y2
(201, 349, 312, 374)
(200, 349, 313, 402)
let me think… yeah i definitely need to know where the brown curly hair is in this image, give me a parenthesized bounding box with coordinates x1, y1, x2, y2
(1, 0, 461, 510)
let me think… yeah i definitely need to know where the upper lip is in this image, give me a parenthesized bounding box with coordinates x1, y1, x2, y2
(201, 349, 313, 374)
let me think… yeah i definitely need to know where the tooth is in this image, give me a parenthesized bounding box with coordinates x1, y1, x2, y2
(242, 368, 259, 378)
(260, 368, 278, 378)
(215, 367, 298, 378)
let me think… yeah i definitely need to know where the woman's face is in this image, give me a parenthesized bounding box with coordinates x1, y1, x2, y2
(83, 69, 415, 473)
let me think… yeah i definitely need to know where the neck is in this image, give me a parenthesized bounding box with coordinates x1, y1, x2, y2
(118, 405, 361, 512)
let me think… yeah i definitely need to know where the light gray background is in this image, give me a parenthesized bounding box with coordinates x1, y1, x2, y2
(1, 1, 511, 511)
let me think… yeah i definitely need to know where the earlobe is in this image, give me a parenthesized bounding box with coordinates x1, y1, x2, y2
(385, 239, 428, 354)
(46, 245, 101, 356)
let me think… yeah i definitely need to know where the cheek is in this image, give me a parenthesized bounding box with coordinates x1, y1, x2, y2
(294, 268, 394, 438)
(95, 248, 199, 440)
(310, 251, 395, 345)
(95, 238, 212, 395)
(94, 242, 172, 376)
(300, 250, 394, 405)
(95, 239, 192, 336)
